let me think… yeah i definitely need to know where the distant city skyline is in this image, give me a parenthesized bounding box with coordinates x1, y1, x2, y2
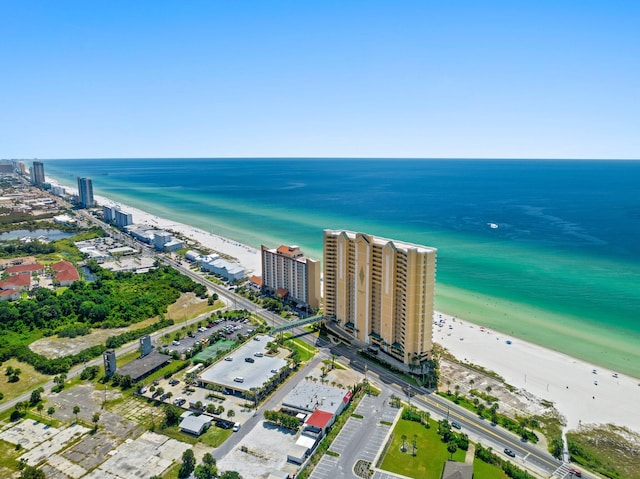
(1, 1, 639, 160)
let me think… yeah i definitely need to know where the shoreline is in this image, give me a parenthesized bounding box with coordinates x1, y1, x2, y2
(46, 178, 640, 433)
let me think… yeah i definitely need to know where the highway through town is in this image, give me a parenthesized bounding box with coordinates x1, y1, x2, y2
(3, 209, 585, 478)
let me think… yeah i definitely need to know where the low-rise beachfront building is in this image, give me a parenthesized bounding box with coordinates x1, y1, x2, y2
(261, 244, 321, 311)
(163, 239, 184, 252)
(201, 257, 246, 282)
(184, 250, 203, 262)
(125, 225, 156, 244)
(323, 230, 437, 365)
(153, 231, 172, 250)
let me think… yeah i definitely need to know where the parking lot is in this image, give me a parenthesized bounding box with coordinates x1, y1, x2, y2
(309, 394, 400, 479)
(162, 315, 254, 357)
(199, 334, 287, 393)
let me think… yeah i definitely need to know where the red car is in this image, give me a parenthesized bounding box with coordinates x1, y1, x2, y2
(568, 466, 582, 477)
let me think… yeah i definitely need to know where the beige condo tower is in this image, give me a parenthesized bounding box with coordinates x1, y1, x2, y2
(323, 230, 437, 365)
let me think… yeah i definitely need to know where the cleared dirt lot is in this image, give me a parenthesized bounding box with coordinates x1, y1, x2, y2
(217, 420, 300, 479)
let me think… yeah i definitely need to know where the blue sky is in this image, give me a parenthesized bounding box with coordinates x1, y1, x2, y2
(1, 1, 639, 159)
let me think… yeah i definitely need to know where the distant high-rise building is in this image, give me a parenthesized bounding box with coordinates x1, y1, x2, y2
(261, 244, 321, 311)
(77, 177, 95, 208)
(323, 230, 437, 365)
(31, 161, 45, 186)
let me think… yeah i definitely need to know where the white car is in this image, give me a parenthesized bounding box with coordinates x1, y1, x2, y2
(225, 357, 233, 361)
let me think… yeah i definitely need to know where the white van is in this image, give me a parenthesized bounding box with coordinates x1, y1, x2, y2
(233, 377, 244, 383)
(232, 422, 241, 432)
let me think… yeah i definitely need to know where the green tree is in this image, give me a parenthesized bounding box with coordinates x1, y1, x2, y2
(412, 434, 418, 456)
(18, 465, 46, 479)
(92, 412, 100, 431)
(227, 409, 235, 418)
(401, 434, 407, 452)
(9, 368, 22, 382)
(219, 472, 242, 479)
(47, 406, 55, 418)
(29, 387, 44, 406)
(447, 440, 458, 459)
(178, 449, 196, 478)
(194, 452, 217, 479)
(73, 405, 80, 423)
(163, 404, 182, 427)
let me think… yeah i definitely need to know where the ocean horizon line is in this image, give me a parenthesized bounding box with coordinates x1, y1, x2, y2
(32, 156, 640, 162)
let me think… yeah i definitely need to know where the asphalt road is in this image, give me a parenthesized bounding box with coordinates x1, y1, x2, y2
(2, 210, 589, 478)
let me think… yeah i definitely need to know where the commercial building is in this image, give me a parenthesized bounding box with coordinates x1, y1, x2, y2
(261, 245, 321, 311)
(77, 177, 95, 208)
(31, 161, 45, 186)
(201, 257, 246, 282)
(323, 230, 437, 365)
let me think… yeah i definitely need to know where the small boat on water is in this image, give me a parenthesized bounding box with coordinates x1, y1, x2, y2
(488, 223, 499, 229)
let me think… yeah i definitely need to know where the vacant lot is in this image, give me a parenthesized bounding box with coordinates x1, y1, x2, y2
(30, 293, 218, 359)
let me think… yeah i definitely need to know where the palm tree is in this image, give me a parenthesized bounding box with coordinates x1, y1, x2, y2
(400, 434, 407, 452)
(412, 434, 418, 456)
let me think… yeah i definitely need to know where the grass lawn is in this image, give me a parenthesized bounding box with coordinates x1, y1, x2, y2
(282, 334, 317, 362)
(380, 419, 466, 479)
(165, 293, 221, 322)
(199, 425, 233, 447)
(0, 437, 22, 478)
(0, 358, 51, 402)
(473, 458, 511, 479)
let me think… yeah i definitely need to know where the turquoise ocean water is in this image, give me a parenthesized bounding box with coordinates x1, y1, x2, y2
(43, 159, 640, 378)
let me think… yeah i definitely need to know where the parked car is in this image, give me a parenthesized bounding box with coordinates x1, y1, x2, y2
(245, 357, 255, 363)
(254, 352, 264, 357)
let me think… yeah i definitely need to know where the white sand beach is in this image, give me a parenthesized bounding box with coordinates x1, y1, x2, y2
(123, 192, 640, 435)
(96, 195, 262, 275)
(434, 313, 640, 433)
(56, 183, 640, 435)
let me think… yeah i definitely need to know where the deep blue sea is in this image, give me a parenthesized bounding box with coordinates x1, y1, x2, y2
(43, 158, 640, 377)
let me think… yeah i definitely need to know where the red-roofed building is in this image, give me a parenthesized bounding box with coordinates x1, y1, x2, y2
(6, 262, 44, 276)
(304, 410, 334, 435)
(248, 275, 263, 289)
(0, 289, 20, 302)
(51, 261, 80, 286)
(0, 256, 37, 270)
(0, 273, 31, 292)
